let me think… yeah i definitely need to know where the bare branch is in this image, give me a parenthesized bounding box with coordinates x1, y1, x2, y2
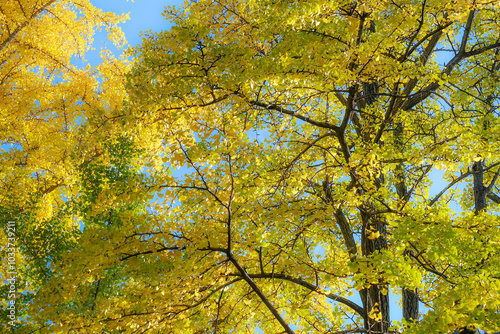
(282, 132, 336, 177)
(326, 329, 367, 334)
(159, 184, 208, 192)
(486, 167, 500, 193)
(335, 92, 347, 106)
(228, 257, 296, 334)
(430, 162, 500, 206)
(465, 42, 500, 58)
(174, 278, 243, 311)
(401, 165, 433, 207)
(228, 272, 364, 316)
(401, 12, 500, 112)
(334, 208, 358, 259)
(487, 192, 500, 204)
(249, 100, 340, 132)
(459, 11, 475, 54)
(401, 21, 454, 62)
(119, 245, 184, 261)
(429, 169, 472, 206)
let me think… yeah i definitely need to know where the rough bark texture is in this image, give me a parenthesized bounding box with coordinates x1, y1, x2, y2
(359, 21, 391, 333)
(362, 215, 390, 334)
(356, 80, 391, 334)
(457, 160, 487, 334)
(473, 161, 487, 212)
(402, 287, 419, 322)
(394, 123, 419, 323)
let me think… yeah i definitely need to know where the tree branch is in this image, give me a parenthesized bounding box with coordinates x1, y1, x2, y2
(326, 329, 367, 334)
(228, 256, 296, 334)
(486, 167, 500, 193)
(459, 11, 475, 54)
(487, 192, 500, 204)
(400, 12, 500, 112)
(119, 246, 184, 261)
(334, 208, 358, 260)
(282, 132, 336, 177)
(401, 21, 453, 62)
(249, 100, 340, 132)
(0, 0, 58, 53)
(228, 272, 364, 316)
(430, 162, 500, 206)
(429, 169, 471, 206)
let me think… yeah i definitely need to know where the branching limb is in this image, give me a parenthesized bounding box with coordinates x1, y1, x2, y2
(213, 289, 224, 334)
(176, 139, 227, 207)
(486, 167, 500, 193)
(459, 10, 475, 54)
(429, 170, 471, 206)
(249, 100, 340, 132)
(401, 11, 500, 112)
(282, 132, 336, 178)
(119, 246, 185, 261)
(487, 192, 500, 204)
(430, 162, 500, 206)
(228, 272, 364, 316)
(227, 256, 296, 334)
(407, 242, 456, 284)
(401, 21, 453, 62)
(172, 278, 243, 311)
(334, 208, 358, 259)
(326, 329, 367, 334)
(0, 0, 58, 53)
(373, 24, 444, 143)
(400, 165, 433, 207)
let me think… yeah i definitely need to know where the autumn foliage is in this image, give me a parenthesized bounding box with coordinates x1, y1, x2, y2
(2, 0, 500, 334)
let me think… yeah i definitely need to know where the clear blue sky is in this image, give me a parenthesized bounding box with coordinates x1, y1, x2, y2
(84, 0, 184, 66)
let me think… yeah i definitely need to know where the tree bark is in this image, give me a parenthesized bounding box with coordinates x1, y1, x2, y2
(394, 123, 419, 323)
(355, 79, 391, 333)
(458, 153, 487, 334)
(473, 161, 487, 212)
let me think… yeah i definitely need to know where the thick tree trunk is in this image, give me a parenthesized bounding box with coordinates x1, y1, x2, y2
(355, 81, 391, 333)
(358, 211, 391, 333)
(402, 248, 419, 323)
(473, 160, 487, 212)
(402, 274, 419, 321)
(394, 123, 419, 323)
(455, 160, 487, 334)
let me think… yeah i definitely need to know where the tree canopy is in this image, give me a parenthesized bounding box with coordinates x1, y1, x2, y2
(0, 0, 129, 331)
(2, 0, 500, 333)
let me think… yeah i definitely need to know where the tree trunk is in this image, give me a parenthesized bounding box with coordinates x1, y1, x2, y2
(473, 160, 487, 212)
(354, 80, 391, 333)
(359, 208, 390, 333)
(402, 272, 419, 321)
(454, 161, 487, 334)
(394, 123, 419, 323)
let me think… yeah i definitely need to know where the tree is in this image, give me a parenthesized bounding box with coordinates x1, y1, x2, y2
(0, 1, 129, 332)
(23, 0, 500, 333)
(0, 0, 129, 211)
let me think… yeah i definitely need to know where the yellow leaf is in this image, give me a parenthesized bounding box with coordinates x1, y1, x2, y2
(367, 231, 380, 240)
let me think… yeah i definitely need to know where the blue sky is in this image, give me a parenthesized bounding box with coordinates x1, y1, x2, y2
(84, 0, 184, 66)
